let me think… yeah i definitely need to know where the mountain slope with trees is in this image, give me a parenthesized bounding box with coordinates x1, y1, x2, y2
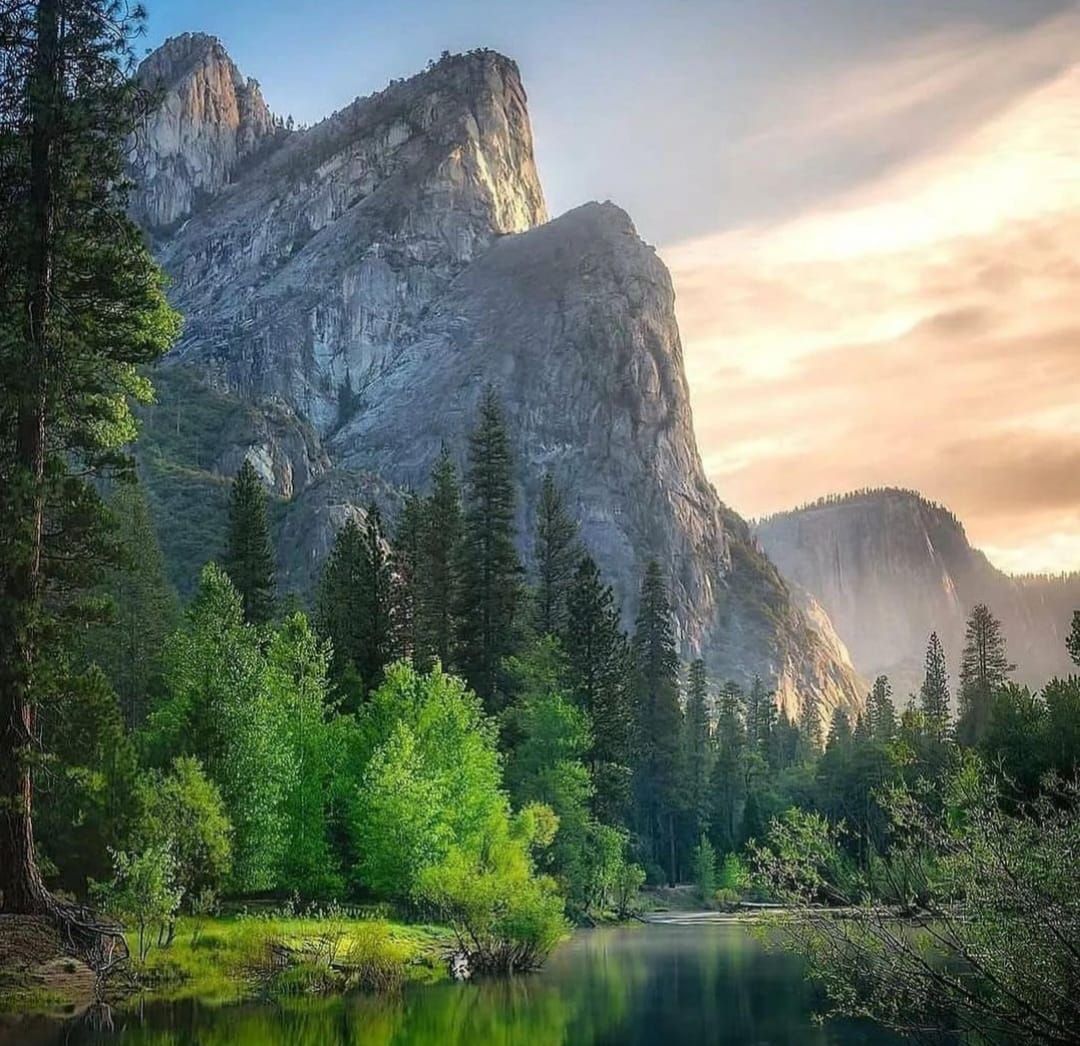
(756, 488, 1079, 697)
(125, 34, 864, 719)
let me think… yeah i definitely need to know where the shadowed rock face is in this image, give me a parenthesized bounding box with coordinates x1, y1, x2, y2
(130, 37, 864, 719)
(756, 489, 1080, 697)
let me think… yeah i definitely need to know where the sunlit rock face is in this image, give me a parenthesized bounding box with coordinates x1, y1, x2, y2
(756, 489, 1080, 697)
(130, 33, 278, 230)
(133, 40, 547, 434)
(131, 37, 864, 719)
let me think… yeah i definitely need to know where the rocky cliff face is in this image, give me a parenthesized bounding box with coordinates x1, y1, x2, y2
(131, 36, 863, 719)
(136, 41, 547, 433)
(131, 33, 279, 230)
(756, 489, 1080, 697)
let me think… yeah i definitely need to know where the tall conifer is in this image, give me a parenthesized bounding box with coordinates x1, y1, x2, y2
(224, 459, 276, 625)
(0, 0, 179, 919)
(919, 631, 951, 737)
(316, 505, 395, 697)
(682, 660, 712, 841)
(416, 448, 462, 670)
(631, 560, 683, 883)
(89, 482, 178, 727)
(392, 493, 424, 662)
(710, 680, 746, 852)
(957, 604, 1013, 745)
(798, 690, 823, 754)
(317, 520, 365, 687)
(454, 389, 522, 709)
(562, 553, 632, 824)
(826, 707, 853, 750)
(867, 675, 897, 742)
(533, 472, 580, 637)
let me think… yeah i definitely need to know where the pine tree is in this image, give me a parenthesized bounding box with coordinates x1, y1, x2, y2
(919, 632, 951, 738)
(317, 520, 365, 688)
(798, 690, 823, 755)
(631, 560, 683, 883)
(867, 675, 897, 742)
(392, 493, 424, 662)
(316, 507, 395, 699)
(710, 680, 746, 853)
(957, 604, 1014, 746)
(826, 708, 853, 750)
(0, 0, 180, 918)
(1067, 611, 1080, 668)
(562, 553, 632, 824)
(415, 448, 462, 670)
(454, 390, 523, 709)
(745, 675, 765, 750)
(682, 660, 712, 840)
(223, 459, 276, 625)
(753, 681, 781, 764)
(853, 711, 872, 742)
(533, 472, 580, 637)
(357, 503, 396, 691)
(772, 708, 800, 770)
(87, 482, 178, 727)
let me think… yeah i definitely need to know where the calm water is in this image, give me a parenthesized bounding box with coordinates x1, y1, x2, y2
(2, 921, 902, 1045)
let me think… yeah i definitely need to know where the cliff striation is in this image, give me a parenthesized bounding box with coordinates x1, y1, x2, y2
(130, 36, 864, 720)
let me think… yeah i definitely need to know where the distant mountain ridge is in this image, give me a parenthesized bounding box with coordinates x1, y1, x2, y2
(127, 33, 865, 719)
(755, 488, 1079, 697)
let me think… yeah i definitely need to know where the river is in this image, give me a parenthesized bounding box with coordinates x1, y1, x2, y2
(2, 920, 902, 1045)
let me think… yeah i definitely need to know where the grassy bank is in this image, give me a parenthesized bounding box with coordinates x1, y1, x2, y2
(123, 912, 454, 1004)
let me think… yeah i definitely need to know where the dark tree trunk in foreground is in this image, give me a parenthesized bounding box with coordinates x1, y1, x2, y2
(0, 0, 59, 917)
(1, 0, 177, 968)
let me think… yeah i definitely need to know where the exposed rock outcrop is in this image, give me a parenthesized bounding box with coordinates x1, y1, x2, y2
(756, 489, 1080, 697)
(130, 37, 864, 718)
(131, 33, 280, 231)
(137, 42, 547, 434)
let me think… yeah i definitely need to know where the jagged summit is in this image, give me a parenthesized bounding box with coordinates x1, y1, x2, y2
(129, 36, 865, 719)
(134, 34, 547, 431)
(131, 33, 279, 230)
(138, 32, 231, 83)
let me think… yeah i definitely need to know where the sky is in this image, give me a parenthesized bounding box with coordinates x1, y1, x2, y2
(144, 0, 1080, 575)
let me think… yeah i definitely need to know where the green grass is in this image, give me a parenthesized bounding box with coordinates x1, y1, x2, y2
(124, 913, 453, 1006)
(0, 982, 68, 1014)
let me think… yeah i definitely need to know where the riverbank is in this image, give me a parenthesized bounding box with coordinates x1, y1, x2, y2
(0, 915, 98, 1015)
(1, 919, 905, 1046)
(0, 912, 455, 1017)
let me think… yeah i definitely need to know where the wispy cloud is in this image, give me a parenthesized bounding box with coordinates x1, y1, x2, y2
(662, 8, 1080, 574)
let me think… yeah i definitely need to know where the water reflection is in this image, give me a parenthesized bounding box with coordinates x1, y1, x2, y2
(0, 923, 901, 1045)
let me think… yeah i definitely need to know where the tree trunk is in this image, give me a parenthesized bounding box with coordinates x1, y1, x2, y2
(668, 812, 676, 886)
(0, 0, 59, 916)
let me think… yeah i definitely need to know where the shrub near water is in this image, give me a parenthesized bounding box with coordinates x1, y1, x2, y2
(129, 912, 440, 1001)
(351, 664, 569, 971)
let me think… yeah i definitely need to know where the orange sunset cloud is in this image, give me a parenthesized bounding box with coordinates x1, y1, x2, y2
(663, 9, 1080, 576)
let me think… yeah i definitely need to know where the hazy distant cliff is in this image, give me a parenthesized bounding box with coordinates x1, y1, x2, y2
(756, 489, 1079, 696)
(129, 34, 864, 719)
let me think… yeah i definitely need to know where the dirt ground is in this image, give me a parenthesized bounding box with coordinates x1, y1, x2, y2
(0, 914, 96, 1014)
